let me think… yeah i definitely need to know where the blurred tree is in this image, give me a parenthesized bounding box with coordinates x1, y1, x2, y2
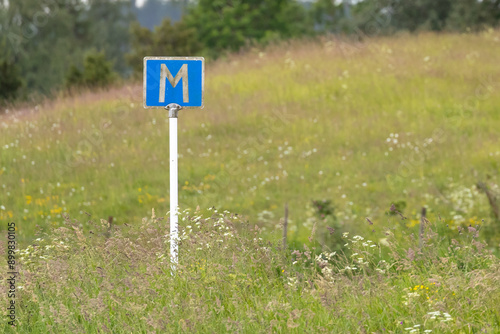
(86, 1, 135, 76)
(311, 0, 358, 33)
(446, 0, 500, 31)
(312, 0, 340, 28)
(65, 64, 84, 88)
(184, 0, 312, 57)
(82, 50, 115, 87)
(126, 18, 201, 74)
(133, 0, 185, 30)
(0, 0, 134, 101)
(66, 50, 116, 88)
(352, 0, 500, 33)
(350, 0, 451, 33)
(0, 7, 23, 101)
(0, 59, 23, 101)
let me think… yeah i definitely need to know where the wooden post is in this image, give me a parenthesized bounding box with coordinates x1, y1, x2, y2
(477, 181, 499, 221)
(105, 216, 113, 238)
(283, 203, 288, 249)
(419, 207, 426, 249)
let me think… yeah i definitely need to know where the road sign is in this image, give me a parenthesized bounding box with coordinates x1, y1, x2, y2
(143, 57, 204, 108)
(143, 56, 205, 274)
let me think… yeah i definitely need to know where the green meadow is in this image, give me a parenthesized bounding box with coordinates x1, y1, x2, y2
(1, 30, 499, 246)
(0, 31, 499, 332)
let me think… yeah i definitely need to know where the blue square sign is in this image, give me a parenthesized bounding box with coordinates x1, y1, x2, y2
(143, 57, 204, 108)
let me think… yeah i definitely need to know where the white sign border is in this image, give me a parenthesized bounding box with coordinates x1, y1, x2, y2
(143, 56, 205, 109)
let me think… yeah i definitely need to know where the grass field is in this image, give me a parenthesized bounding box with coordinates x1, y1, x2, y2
(0, 30, 500, 332)
(1, 30, 500, 247)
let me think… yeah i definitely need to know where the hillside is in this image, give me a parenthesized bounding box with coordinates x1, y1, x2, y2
(1, 31, 500, 333)
(1, 31, 500, 248)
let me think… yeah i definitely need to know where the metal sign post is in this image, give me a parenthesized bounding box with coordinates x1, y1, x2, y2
(167, 103, 180, 270)
(143, 57, 204, 273)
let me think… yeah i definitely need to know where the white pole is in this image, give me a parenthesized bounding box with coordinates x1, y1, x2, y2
(168, 104, 180, 273)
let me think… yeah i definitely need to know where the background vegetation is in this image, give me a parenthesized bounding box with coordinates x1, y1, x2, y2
(1, 0, 500, 102)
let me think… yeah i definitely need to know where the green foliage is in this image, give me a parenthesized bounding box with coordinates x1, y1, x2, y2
(312, 199, 335, 218)
(311, 0, 357, 34)
(350, 0, 500, 34)
(81, 51, 115, 88)
(388, 201, 407, 216)
(184, 0, 312, 57)
(65, 65, 84, 88)
(311, 199, 342, 250)
(0, 59, 23, 101)
(66, 51, 115, 89)
(0, 0, 133, 101)
(2, 0, 499, 102)
(446, 0, 500, 31)
(126, 18, 201, 74)
(133, 0, 187, 30)
(311, 0, 341, 30)
(388, 0, 453, 32)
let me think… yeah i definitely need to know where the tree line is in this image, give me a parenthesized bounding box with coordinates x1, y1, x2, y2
(1, 0, 499, 103)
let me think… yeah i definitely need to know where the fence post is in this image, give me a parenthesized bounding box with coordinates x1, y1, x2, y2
(283, 203, 288, 249)
(419, 207, 426, 249)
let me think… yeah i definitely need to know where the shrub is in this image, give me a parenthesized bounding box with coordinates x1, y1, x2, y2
(65, 51, 115, 89)
(0, 59, 23, 101)
(183, 0, 312, 58)
(126, 19, 201, 74)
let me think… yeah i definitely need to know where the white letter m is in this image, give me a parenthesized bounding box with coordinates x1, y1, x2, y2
(159, 64, 189, 103)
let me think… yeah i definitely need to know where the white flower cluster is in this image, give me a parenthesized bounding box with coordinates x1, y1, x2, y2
(404, 324, 432, 333)
(18, 238, 69, 266)
(447, 184, 482, 215)
(343, 233, 378, 249)
(313, 252, 337, 282)
(428, 310, 453, 322)
(402, 291, 420, 306)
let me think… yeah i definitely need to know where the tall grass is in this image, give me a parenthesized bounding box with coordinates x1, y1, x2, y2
(1, 208, 498, 332)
